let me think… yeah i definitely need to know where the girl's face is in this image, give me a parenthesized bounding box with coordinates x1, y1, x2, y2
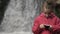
(43, 6, 52, 14)
(43, 3, 53, 14)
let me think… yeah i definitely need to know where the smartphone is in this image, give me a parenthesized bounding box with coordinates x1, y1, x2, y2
(44, 25, 50, 30)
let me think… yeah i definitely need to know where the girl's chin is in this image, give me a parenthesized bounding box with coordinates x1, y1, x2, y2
(44, 12, 51, 14)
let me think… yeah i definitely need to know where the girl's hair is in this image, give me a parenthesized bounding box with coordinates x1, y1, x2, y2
(55, 4, 60, 9)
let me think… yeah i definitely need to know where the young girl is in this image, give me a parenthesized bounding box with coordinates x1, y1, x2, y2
(32, 1, 60, 34)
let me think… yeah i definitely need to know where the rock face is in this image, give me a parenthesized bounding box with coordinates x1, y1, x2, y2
(2, 0, 36, 32)
(0, 0, 44, 33)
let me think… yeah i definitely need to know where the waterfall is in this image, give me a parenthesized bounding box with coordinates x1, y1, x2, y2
(0, 0, 44, 34)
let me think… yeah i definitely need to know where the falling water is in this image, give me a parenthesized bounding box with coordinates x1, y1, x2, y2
(0, 0, 44, 34)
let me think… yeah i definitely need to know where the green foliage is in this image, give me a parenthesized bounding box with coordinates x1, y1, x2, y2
(55, 4, 60, 18)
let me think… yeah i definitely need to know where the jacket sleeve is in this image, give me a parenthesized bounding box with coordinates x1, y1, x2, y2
(52, 17, 60, 31)
(32, 18, 43, 34)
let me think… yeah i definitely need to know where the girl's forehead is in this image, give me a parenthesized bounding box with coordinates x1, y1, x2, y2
(44, 2, 54, 9)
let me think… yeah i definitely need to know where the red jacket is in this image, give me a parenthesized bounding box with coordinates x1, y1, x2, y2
(32, 13, 60, 34)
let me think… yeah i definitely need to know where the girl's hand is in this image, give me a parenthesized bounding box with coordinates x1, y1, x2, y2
(40, 24, 45, 28)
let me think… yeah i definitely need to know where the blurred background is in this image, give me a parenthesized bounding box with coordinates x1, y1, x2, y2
(0, 0, 59, 34)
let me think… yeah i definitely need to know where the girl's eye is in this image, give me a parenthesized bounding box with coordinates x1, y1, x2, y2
(46, 5, 54, 9)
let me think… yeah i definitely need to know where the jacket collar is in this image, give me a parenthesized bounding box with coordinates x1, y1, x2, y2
(40, 12, 55, 18)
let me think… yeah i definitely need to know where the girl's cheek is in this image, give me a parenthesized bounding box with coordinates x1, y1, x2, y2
(44, 7, 47, 11)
